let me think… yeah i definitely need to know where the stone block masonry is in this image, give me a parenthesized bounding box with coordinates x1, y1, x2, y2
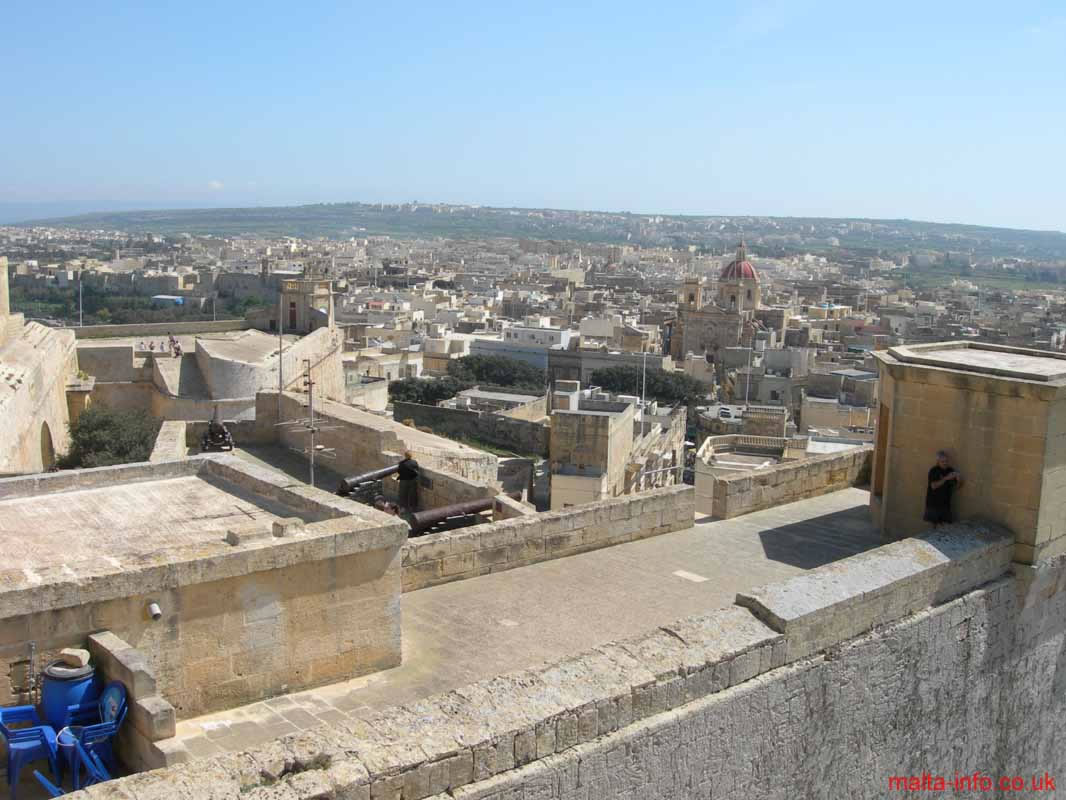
(698, 445, 872, 519)
(392, 400, 550, 457)
(76, 521, 1065, 800)
(260, 391, 499, 486)
(87, 631, 187, 771)
(0, 456, 408, 718)
(401, 485, 696, 592)
(65, 319, 247, 339)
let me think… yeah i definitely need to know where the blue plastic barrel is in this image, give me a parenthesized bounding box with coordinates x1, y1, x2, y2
(41, 660, 96, 730)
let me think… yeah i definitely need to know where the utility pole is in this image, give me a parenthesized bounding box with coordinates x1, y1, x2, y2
(277, 289, 284, 422)
(744, 344, 752, 408)
(274, 358, 337, 489)
(305, 359, 316, 488)
(641, 349, 648, 414)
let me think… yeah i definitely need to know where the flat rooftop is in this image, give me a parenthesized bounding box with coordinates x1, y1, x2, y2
(0, 474, 301, 573)
(887, 341, 1066, 381)
(196, 330, 299, 364)
(0, 456, 395, 607)
(175, 488, 880, 758)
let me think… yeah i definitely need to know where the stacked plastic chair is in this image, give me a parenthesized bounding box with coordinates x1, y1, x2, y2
(0, 705, 60, 799)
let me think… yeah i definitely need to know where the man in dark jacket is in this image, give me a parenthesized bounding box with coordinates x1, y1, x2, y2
(397, 450, 420, 511)
(924, 450, 963, 526)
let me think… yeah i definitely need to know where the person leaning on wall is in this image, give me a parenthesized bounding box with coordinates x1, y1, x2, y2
(924, 449, 963, 526)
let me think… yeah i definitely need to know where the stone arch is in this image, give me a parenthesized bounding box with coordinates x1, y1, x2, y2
(40, 422, 56, 470)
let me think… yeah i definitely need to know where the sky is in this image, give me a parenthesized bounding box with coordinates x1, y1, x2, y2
(2, 1, 1065, 231)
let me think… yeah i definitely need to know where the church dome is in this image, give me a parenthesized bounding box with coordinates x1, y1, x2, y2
(719, 242, 759, 282)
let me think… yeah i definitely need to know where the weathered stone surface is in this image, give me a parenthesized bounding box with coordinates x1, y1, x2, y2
(401, 485, 695, 591)
(60, 647, 90, 667)
(736, 521, 1013, 660)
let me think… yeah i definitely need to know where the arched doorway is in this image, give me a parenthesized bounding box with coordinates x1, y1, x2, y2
(40, 422, 55, 470)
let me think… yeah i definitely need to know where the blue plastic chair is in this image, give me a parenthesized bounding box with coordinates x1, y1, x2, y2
(71, 738, 111, 789)
(0, 705, 59, 800)
(34, 770, 66, 797)
(63, 681, 126, 788)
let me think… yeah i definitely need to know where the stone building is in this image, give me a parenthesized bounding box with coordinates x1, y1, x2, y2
(548, 381, 686, 510)
(670, 242, 761, 360)
(0, 256, 83, 474)
(872, 341, 1066, 563)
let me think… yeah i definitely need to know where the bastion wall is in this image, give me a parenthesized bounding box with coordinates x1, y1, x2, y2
(75, 519, 1066, 800)
(0, 458, 407, 722)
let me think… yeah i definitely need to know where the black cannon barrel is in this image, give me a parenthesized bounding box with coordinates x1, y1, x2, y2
(336, 464, 400, 496)
(407, 493, 522, 534)
(407, 497, 496, 534)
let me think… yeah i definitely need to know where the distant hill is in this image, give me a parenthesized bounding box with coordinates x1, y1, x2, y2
(14, 202, 1066, 260)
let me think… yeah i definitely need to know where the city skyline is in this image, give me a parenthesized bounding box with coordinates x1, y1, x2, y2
(4, 1, 1065, 231)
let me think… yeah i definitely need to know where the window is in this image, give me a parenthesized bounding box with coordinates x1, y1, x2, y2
(730, 295, 736, 309)
(747, 289, 752, 300)
(688, 293, 695, 303)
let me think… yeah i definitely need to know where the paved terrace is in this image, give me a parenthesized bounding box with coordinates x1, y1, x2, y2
(175, 488, 879, 758)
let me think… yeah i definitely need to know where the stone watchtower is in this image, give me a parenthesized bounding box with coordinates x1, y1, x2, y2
(871, 341, 1066, 565)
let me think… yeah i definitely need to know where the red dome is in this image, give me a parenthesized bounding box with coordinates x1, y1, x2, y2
(719, 242, 758, 282)
(719, 259, 758, 281)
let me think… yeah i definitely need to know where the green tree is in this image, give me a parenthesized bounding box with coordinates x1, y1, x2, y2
(446, 355, 546, 393)
(388, 376, 469, 406)
(588, 365, 707, 406)
(57, 406, 162, 469)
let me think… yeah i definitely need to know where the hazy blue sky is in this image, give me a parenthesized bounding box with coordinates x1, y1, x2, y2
(3, 1, 1064, 230)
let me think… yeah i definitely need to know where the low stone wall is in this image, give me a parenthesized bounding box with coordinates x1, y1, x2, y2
(697, 445, 873, 518)
(150, 420, 188, 462)
(401, 485, 695, 592)
(393, 400, 550, 457)
(410, 464, 498, 513)
(87, 631, 186, 770)
(66, 319, 247, 339)
(260, 392, 499, 486)
(77, 522, 1057, 800)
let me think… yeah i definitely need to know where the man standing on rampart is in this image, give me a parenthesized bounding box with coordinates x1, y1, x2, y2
(924, 450, 962, 526)
(397, 450, 420, 512)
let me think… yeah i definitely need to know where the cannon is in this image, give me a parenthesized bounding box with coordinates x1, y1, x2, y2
(406, 496, 497, 535)
(201, 407, 234, 453)
(336, 464, 400, 497)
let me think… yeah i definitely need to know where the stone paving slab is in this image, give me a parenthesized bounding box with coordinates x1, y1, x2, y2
(173, 488, 879, 757)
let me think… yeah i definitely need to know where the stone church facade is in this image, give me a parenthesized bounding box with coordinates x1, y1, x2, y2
(670, 242, 761, 359)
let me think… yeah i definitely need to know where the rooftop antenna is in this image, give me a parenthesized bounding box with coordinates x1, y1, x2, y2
(277, 288, 284, 423)
(275, 358, 340, 488)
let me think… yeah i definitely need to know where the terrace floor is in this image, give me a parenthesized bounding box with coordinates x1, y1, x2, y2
(173, 488, 880, 758)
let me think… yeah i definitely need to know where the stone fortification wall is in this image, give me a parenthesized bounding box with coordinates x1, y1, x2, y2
(402, 464, 498, 513)
(79, 522, 1065, 800)
(402, 486, 695, 592)
(499, 394, 549, 422)
(260, 392, 498, 485)
(393, 400, 550, 457)
(0, 457, 407, 719)
(150, 420, 188, 462)
(697, 445, 872, 518)
(0, 320, 78, 475)
(65, 319, 247, 339)
(196, 327, 344, 404)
